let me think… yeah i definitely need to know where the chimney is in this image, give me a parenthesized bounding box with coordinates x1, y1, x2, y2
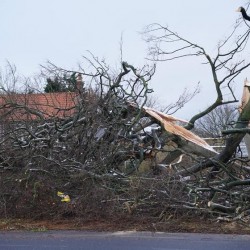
(244, 77, 250, 87)
(76, 73, 84, 92)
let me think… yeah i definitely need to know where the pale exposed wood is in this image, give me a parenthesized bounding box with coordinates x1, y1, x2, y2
(239, 78, 250, 158)
(143, 106, 217, 157)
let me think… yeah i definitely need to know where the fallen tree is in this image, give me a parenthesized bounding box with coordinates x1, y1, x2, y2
(1, 5, 250, 224)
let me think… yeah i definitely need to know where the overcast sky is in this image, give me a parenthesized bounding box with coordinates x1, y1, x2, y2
(0, 0, 249, 119)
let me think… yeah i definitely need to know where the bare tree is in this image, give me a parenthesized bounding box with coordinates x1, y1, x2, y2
(143, 17, 250, 129)
(143, 5, 250, 151)
(137, 3, 250, 221)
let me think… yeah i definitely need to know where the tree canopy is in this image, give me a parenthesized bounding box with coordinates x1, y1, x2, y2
(44, 73, 77, 93)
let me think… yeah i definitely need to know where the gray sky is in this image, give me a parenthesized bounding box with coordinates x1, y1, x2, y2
(0, 0, 249, 119)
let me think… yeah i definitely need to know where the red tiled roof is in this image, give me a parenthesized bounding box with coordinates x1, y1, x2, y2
(0, 92, 78, 121)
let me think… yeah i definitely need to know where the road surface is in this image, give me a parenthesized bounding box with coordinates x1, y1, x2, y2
(0, 231, 250, 250)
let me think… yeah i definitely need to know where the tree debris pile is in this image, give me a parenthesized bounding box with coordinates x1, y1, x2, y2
(0, 59, 250, 225)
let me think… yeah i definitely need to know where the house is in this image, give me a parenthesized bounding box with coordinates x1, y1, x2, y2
(0, 75, 84, 123)
(0, 75, 85, 141)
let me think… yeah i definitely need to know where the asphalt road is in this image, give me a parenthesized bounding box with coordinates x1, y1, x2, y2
(0, 231, 250, 250)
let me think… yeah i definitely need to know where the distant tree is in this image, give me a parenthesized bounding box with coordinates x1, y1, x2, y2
(62, 72, 77, 92)
(44, 73, 76, 93)
(193, 104, 238, 138)
(44, 77, 62, 93)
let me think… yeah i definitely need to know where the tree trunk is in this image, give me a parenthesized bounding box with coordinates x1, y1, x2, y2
(175, 99, 250, 177)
